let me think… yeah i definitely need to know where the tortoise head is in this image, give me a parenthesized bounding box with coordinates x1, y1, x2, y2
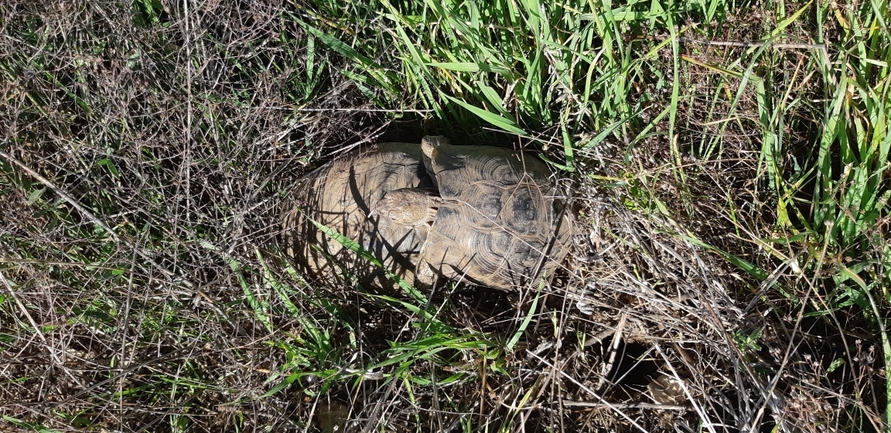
(420, 135, 450, 189)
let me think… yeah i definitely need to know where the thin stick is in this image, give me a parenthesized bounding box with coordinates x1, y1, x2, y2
(0, 149, 120, 241)
(677, 38, 827, 51)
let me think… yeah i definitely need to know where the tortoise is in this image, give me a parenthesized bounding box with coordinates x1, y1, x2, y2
(281, 136, 573, 291)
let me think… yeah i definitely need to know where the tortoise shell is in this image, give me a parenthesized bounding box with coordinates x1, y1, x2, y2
(416, 136, 573, 290)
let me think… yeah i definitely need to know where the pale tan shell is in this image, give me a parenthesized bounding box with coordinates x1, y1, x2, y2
(282, 137, 573, 291)
(416, 136, 573, 290)
(281, 143, 434, 288)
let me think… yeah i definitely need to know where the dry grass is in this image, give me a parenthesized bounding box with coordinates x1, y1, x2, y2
(1, 0, 887, 432)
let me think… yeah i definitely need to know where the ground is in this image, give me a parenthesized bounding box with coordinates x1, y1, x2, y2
(0, 0, 888, 432)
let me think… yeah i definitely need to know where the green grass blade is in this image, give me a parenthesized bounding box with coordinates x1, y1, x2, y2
(444, 95, 527, 135)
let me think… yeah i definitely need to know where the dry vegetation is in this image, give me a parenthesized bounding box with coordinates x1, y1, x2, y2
(1, 0, 888, 432)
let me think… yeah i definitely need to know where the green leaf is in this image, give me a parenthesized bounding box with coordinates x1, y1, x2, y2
(27, 187, 45, 205)
(444, 95, 527, 136)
